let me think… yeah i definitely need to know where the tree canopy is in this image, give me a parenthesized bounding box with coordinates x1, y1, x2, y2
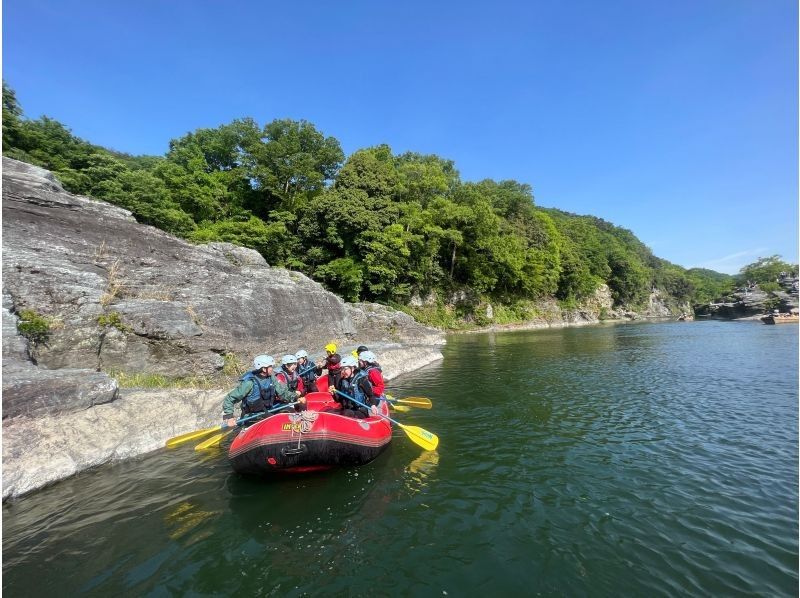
(4, 80, 759, 318)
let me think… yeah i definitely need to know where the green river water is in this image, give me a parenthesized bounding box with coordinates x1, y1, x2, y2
(3, 320, 798, 596)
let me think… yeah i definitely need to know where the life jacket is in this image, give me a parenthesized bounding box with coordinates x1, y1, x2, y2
(359, 364, 385, 399)
(298, 360, 316, 387)
(326, 354, 343, 389)
(277, 367, 300, 393)
(326, 354, 341, 372)
(350, 370, 367, 404)
(336, 375, 363, 413)
(240, 371, 276, 414)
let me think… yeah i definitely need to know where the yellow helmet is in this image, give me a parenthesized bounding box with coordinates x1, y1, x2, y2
(325, 342, 337, 354)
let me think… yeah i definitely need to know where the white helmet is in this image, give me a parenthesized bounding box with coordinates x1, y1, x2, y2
(359, 350, 378, 364)
(253, 355, 275, 370)
(340, 355, 358, 368)
(282, 354, 298, 366)
(295, 349, 308, 359)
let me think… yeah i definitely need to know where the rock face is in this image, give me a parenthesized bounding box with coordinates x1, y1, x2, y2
(4, 158, 354, 375)
(695, 278, 799, 320)
(2, 157, 444, 499)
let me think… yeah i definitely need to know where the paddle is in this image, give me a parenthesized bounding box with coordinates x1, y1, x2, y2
(166, 411, 267, 448)
(298, 364, 317, 377)
(195, 401, 300, 451)
(333, 389, 438, 451)
(386, 394, 432, 409)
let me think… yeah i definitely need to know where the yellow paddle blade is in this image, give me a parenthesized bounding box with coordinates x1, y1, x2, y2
(387, 394, 432, 409)
(392, 404, 412, 412)
(400, 397, 432, 408)
(398, 423, 439, 451)
(165, 425, 222, 448)
(194, 429, 233, 451)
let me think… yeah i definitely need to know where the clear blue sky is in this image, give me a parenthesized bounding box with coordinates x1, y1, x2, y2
(4, 0, 797, 274)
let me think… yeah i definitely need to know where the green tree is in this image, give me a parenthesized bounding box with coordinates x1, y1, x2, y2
(314, 257, 364, 302)
(157, 144, 230, 222)
(394, 152, 459, 206)
(2, 80, 23, 154)
(685, 268, 734, 304)
(737, 255, 798, 286)
(189, 216, 295, 265)
(336, 144, 400, 199)
(248, 119, 344, 212)
(606, 247, 649, 305)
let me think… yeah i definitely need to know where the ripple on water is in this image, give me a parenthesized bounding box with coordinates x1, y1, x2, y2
(3, 322, 797, 596)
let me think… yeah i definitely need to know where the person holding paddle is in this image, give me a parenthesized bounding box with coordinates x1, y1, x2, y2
(275, 354, 307, 411)
(330, 355, 379, 418)
(294, 349, 317, 390)
(355, 350, 386, 403)
(222, 355, 291, 427)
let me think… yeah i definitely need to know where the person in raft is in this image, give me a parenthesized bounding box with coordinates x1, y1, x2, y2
(354, 350, 386, 405)
(294, 349, 317, 392)
(222, 355, 291, 427)
(350, 345, 370, 370)
(275, 354, 307, 411)
(329, 355, 379, 418)
(315, 342, 342, 390)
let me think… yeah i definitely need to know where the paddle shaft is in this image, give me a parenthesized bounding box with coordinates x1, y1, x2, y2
(225, 400, 301, 428)
(333, 389, 403, 427)
(333, 389, 438, 451)
(197, 401, 300, 450)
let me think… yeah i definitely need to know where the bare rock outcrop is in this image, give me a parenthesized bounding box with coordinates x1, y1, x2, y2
(695, 278, 798, 320)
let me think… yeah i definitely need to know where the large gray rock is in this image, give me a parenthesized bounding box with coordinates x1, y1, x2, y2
(2, 359, 118, 419)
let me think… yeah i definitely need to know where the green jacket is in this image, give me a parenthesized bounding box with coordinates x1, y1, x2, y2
(222, 373, 289, 418)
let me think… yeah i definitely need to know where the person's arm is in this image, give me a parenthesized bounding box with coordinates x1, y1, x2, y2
(331, 378, 345, 404)
(222, 380, 253, 419)
(273, 375, 290, 402)
(359, 377, 377, 406)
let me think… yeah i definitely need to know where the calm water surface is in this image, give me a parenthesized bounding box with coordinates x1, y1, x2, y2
(4, 321, 798, 596)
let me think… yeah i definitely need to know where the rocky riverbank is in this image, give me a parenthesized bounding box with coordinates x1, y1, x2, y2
(694, 278, 799, 320)
(2, 158, 444, 499)
(1, 343, 442, 500)
(444, 284, 689, 333)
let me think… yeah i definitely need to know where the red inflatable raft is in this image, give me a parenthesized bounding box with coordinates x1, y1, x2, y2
(227, 384, 392, 476)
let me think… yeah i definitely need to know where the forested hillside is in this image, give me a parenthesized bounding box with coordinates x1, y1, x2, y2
(2, 82, 735, 324)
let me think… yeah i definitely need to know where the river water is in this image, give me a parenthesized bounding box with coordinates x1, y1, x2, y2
(3, 321, 798, 596)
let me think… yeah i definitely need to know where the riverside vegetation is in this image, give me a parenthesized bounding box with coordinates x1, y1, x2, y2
(2, 82, 795, 326)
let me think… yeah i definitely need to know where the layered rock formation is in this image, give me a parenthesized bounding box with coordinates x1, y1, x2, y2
(694, 278, 799, 320)
(2, 158, 444, 498)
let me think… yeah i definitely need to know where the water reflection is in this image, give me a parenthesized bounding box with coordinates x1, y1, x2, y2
(404, 450, 439, 495)
(164, 501, 218, 544)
